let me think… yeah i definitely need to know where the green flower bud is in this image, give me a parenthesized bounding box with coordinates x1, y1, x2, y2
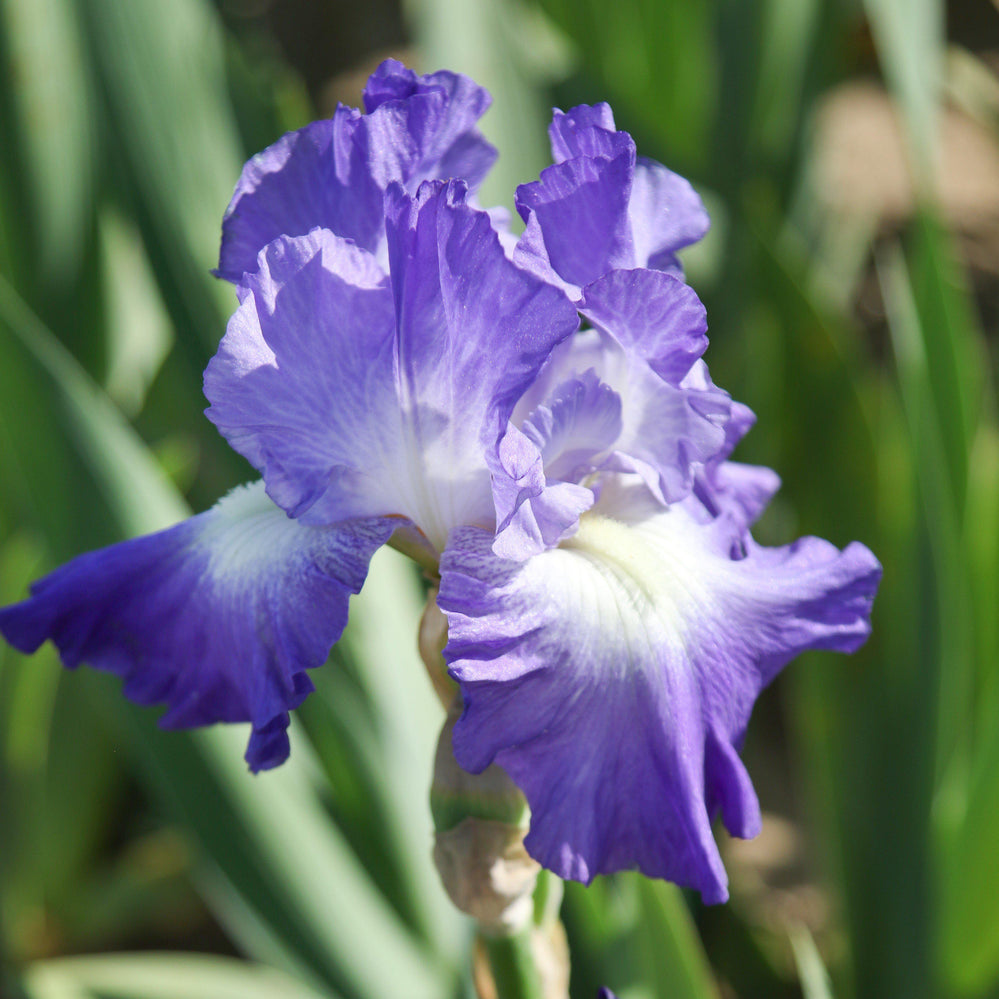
(431, 707, 537, 935)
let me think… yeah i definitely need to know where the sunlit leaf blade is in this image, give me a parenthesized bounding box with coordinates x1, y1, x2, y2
(907, 210, 984, 523)
(98, 207, 175, 418)
(789, 925, 834, 999)
(183, 722, 452, 999)
(862, 0, 943, 179)
(0, 274, 188, 536)
(22, 952, 335, 999)
(561, 874, 722, 999)
(876, 244, 993, 999)
(877, 241, 974, 769)
(940, 720, 999, 995)
(534, 0, 714, 170)
(0, 0, 96, 282)
(1, 536, 61, 961)
(747, 228, 936, 999)
(634, 880, 719, 999)
(79, 0, 244, 348)
(935, 390, 999, 997)
(749, 0, 822, 160)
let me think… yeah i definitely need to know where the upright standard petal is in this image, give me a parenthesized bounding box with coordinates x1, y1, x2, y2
(206, 230, 404, 526)
(0, 482, 393, 770)
(380, 179, 579, 548)
(361, 59, 496, 189)
(216, 60, 496, 282)
(440, 481, 881, 902)
(548, 103, 627, 162)
(207, 184, 579, 551)
(515, 105, 709, 294)
(515, 151, 635, 297)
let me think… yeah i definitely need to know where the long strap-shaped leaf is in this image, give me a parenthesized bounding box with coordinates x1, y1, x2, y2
(0, 275, 456, 999)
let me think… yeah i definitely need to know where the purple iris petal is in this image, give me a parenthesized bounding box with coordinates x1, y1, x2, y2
(361, 59, 496, 188)
(216, 59, 496, 283)
(515, 151, 635, 296)
(491, 270, 729, 558)
(0, 60, 882, 903)
(630, 158, 710, 276)
(491, 372, 620, 560)
(207, 182, 579, 550)
(515, 104, 709, 294)
(522, 370, 624, 483)
(608, 359, 731, 503)
(440, 481, 881, 902)
(682, 371, 782, 534)
(548, 103, 626, 162)
(490, 422, 597, 561)
(579, 268, 708, 384)
(377, 180, 578, 547)
(573, 273, 729, 505)
(0, 483, 393, 771)
(206, 229, 403, 525)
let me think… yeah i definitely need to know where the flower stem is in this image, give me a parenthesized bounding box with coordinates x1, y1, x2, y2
(479, 928, 544, 999)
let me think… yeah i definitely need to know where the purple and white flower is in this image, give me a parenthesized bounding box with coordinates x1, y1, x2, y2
(0, 60, 880, 903)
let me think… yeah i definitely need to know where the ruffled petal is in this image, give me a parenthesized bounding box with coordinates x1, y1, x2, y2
(217, 60, 496, 282)
(579, 268, 708, 384)
(216, 112, 382, 283)
(629, 159, 710, 275)
(612, 358, 731, 504)
(209, 185, 579, 551)
(205, 229, 404, 525)
(548, 103, 630, 162)
(515, 105, 709, 292)
(439, 482, 880, 902)
(522, 369, 624, 482)
(514, 152, 635, 295)
(683, 376, 781, 533)
(491, 372, 620, 559)
(507, 325, 730, 517)
(490, 423, 596, 561)
(0, 482, 393, 771)
(362, 59, 496, 189)
(383, 180, 580, 548)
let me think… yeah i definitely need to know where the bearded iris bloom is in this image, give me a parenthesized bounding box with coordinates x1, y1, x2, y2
(0, 60, 880, 904)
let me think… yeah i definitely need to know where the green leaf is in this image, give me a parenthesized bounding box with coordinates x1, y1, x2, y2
(79, 0, 244, 350)
(634, 880, 719, 999)
(98, 207, 174, 418)
(907, 211, 984, 523)
(533, 0, 715, 170)
(22, 953, 334, 999)
(0, 273, 188, 537)
(0, 0, 96, 282)
(863, 0, 943, 181)
(789, 925, 834, 999)
(561, 875, 719, 999)
(103, 706, 454, 999)
(334, 548, 467, 959)
(877, 242, 974, 774)
(941, 711, 999, 994)
(749, 0, 822, 159)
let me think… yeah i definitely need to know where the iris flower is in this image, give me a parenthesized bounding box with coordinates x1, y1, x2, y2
(0, 60, 880, 904)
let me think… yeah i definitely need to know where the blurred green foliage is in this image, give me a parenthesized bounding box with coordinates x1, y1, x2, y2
(1, 0, 997, 998)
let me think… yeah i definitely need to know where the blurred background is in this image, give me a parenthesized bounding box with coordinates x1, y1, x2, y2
(1, 1, 998, 997)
